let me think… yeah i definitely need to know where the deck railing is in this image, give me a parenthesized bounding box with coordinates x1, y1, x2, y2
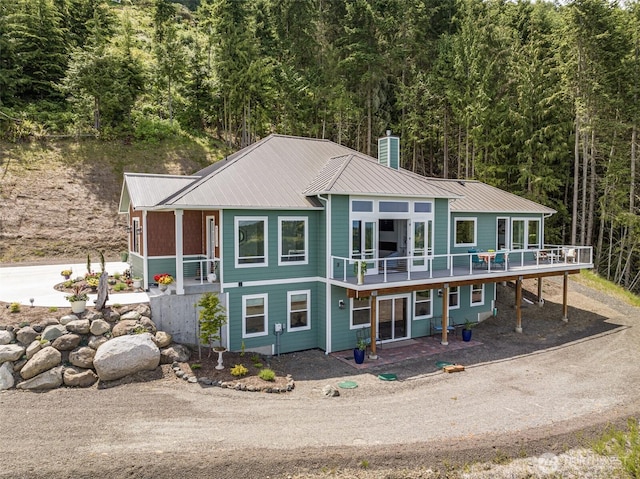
(182, 257, 221, 285)
(331, 245, 592, 285)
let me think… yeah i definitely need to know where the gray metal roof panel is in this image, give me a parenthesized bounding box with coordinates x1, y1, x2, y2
(123, 173, 198, 209)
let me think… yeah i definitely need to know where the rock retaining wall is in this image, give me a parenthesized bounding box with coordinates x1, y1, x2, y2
(0, 304, 190, 391)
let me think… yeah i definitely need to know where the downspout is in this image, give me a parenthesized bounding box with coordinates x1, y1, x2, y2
(318, 194, 332, 354)
(142, 210, 149, 290)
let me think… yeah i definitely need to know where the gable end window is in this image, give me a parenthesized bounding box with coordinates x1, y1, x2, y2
(279, 217, 308, 265)
(236, 217, 268, 267)
(454, 218, 476, 247)
(242, 294, 268, 338)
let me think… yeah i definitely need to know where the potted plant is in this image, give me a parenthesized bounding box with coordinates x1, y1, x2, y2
(154, 273, 174, 292)
(354, 338, 367, 364)
(353, 259, 368, 285)
(462, 319, 474, 342)
(198, 292, 228, 369)
(132, 277, 143, 289)
(60, 269, 73, 280)
(66, 285, 89, 314)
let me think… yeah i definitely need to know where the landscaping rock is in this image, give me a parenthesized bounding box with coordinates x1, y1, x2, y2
(89, 319, 110, 336)
(59, 314, 78, 325)
(84, 311, 103, 321)
(69, 347, 95, 369)
(16, 326, 38, 346)
(52, 334, 81, 351)
(0, 344, 25, 363)
(25, 341, 41, 360)
(63, 367, 98, 388)
(105, 310, 120, 322)
(93, 333, 160, 381)
(0, 361, 14, 390)
(88, 335, 108, 350)
(20, 347, 62, 380)
(41, 324, 67, 342)
(16, 366, 63, 390)
(139, 317, 157, 334)
(155, 331, 172, 348)
(322, 384, 340, 397)
(0, 330, 14, 345)
(160, 344, 191, 364)
(65, 319, 90, 335)
(134, 304, 151, 317)
(13, 358, 27, 372)
(111, 319, 138, 337)
(120, 311, 140, 321)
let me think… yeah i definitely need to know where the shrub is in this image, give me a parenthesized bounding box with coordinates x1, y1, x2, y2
(113, 272, 121, 280)
(113, 282, 127, 291)
(258, 368, 276, 382)
(230, 364, 248, 377)
(63, 280, 74, 288)
(191, 363, 202, 370)
(49, 307, 58, 313)
(86, 277, 99, 288)
(9, 302, 20, 313)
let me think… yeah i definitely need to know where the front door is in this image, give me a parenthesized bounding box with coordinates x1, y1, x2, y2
(410, 219, 432, 272)
(377, 295, 409, 342)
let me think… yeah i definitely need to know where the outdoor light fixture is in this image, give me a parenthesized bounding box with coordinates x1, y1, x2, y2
(29, 298, 34, 307)
(338, 300, 345, 309)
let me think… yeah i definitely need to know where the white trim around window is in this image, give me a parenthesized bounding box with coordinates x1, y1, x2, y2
(448, 286, 460, 310)
(132, 217, 141, 254)
(235, 216, 268, 268)
(278, 217, 308, 266)
(470, 283, 484, 306)
(454, 217, 477, 247)
(350, 296, 371, 329)
(413, 290, 433, 320)
(287, 290, 311, 332)
(242, 293, 268, 338)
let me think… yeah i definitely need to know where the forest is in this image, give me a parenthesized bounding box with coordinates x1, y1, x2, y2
(0, 0, 638, 293)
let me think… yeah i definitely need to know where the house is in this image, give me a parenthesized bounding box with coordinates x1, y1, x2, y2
(118, 133, 592, 355)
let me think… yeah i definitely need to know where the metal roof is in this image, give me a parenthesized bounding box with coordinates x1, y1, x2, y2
(433, 179, 557, 214)
(118, 173, 198, 212)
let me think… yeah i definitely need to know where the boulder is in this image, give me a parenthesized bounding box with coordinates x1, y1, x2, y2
(120, 311, 141, 321)
(25, 341, 42, 360)
(93, 333, 160, 381)
(59, 314, 78, 325)
(105, 310, 120, 322)
(0, 330, 14, 345)
(0, 344, 25, 363)
(84, 311, 103, 321)
(111, 319, 139, 337)
(139, 317, 157, 334)
(16, 326, 38, 346)
(0, 361, 14, 390)
(69, 347, 96, 369)
(16, 366, 63, 390)
(90, 319, 110, 336)
(13, 358, 27, 373)
(41, 324, 67, 342)
(20, 347, 62, 379)
(65, 319, 90, 335)
(134, 304, 151, 318)
(52, 334, 82, 351)
(160, 344, 191, 364)
(155, 331, 172, 349)
(322, 384, 340, 397)
(88, 335, 108, 350)
(63, 367, 98, 388)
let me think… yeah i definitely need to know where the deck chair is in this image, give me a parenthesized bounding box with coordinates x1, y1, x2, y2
(469, 249, 485, 268)
(563, 248, 576, 263)
(492, 252, 507, 270)
(431, 316, 455, 338)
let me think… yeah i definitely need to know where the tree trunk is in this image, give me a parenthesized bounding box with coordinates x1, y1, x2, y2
(587, 130, 596, 246)
(571, 117, 580, 245)
(580, 130, 588, 246)
(631, 123, 637, 213)
(443, 109, 449, 179)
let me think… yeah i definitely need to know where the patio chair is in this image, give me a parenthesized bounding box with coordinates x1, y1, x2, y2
(491, 252, 507, 270)
(431, 316, 455, 338)
(469, 249, 486, 269)
(563, 248, 576, 263)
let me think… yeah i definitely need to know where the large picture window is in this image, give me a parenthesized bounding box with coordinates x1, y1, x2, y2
(279, 217, 307, 265)
(414, 290, 432, 320)
(454, 218, 476, 247)
(242, 294, 267, 338)
(351, 297, 371, 328)
(288, 290, 310, 331)
(236, 217, 267, 266)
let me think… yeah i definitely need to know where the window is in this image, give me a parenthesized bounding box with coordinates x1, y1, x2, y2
(132, 218, 141, 254)
(236, 217, 267, 266)
(242, 294, 267, 338)
(528, 219, 540, 249)
(448, 286, 459, 309)
(351, 200, 373, 212)
(511, 218, 541, 250)
(471, 284, 484, 305)
(512, 220, 525, 250)
(279, 217, 307, 265)
(288, 290, 310, 331)
(351, 220, 375, 260)
(454, 218, 476, 247)
(379, 201, 409, 213)
(414, 202, 432, 213)
(351, 297, 371, 328)
(414, 290, 432, 319)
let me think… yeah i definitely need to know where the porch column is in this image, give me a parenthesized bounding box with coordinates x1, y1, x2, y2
(175, 209, 185, 295)
(515, 276, 523, 333)
(369, 293, 378, 359)
(562, 272, 569, 322)
(537, 277, 544, 306)
(142, 210, 149, 290)
(441, 283, 449, 345)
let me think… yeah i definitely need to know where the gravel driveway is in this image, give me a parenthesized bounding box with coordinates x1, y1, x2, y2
(1, 278, 638, 478)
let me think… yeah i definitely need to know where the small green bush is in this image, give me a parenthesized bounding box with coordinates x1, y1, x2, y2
(63, 280, 74, 288)
(231, 364, 249, 377)
(190, 363, 202, 370)
(19, 321, 29, 327)
(258, 368, 276, 382)
(113, 272, 121, 279)
(9, 302, 20, 313)
(49, 306, 58, 312)
(113, 282, 127, 291)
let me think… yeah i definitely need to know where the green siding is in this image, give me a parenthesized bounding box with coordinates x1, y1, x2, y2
(329, 285, 355, 352)
(130, 253, 144, 279)
(389, 137, 399, 169)
(432, 198, 449, 270)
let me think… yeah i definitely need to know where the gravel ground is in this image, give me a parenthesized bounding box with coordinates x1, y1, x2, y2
(0, 277, 638, 478)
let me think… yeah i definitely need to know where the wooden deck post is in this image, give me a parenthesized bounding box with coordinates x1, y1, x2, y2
(442, 284, 449, 345)
(369, 294, 378, 359)
(515, 277, 523, 333)
(562, 272, 569, 322)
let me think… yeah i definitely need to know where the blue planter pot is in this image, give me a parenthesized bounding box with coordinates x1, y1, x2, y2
(462, 329, 472, 342)
(354, 348, 365, 364)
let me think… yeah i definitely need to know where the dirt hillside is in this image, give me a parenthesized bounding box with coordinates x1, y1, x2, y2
(0, 139, 217, 264)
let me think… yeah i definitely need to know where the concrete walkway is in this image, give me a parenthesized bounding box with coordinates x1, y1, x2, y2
(0, 261, 149, 307)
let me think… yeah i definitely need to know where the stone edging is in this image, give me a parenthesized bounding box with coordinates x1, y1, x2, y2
(170, 362, 295, 393)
